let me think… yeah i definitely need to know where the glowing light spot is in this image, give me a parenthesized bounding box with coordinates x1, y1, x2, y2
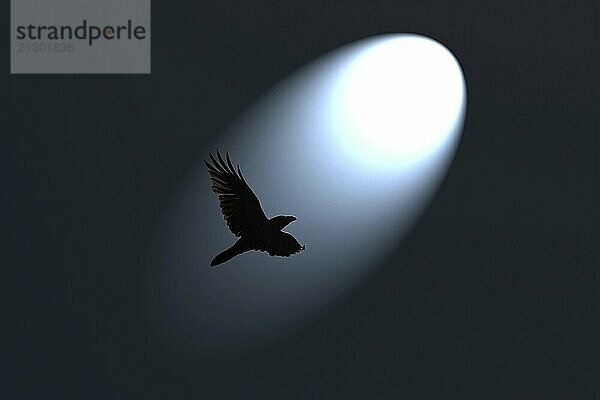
(150, 34, 467, 356)
(330, 35, 465, 169)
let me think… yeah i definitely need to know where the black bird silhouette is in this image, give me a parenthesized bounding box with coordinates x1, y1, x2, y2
(205, 151, 305, 267)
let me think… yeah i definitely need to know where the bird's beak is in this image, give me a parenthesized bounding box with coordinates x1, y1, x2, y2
(301, 245, 305, 250)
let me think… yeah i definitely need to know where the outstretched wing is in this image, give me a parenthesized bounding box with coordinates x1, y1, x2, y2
(204, 151, 268, 237)
(265, 232, 305, 257)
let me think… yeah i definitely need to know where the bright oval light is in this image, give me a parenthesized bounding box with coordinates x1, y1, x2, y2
(330, 35, 465, 169)
(149, 34, 467, 357)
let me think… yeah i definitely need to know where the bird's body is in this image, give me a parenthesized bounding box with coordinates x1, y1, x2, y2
(205, 151, 304, 267)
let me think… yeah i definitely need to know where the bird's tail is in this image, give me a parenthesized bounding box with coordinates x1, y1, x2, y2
(210, 239, 247, 267)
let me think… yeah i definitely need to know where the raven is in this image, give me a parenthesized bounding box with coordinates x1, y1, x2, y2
(205, 151, 305, 267)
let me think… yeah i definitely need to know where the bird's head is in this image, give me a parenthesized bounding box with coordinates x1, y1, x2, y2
(271, 215, 297, 231)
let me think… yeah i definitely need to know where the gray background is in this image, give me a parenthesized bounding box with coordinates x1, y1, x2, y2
(3, 1, 597, 399)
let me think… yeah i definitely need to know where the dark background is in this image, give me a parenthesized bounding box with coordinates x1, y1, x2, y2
(3, 1, 598, 399)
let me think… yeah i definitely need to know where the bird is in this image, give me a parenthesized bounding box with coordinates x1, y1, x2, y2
(204, 150, 305, 267)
